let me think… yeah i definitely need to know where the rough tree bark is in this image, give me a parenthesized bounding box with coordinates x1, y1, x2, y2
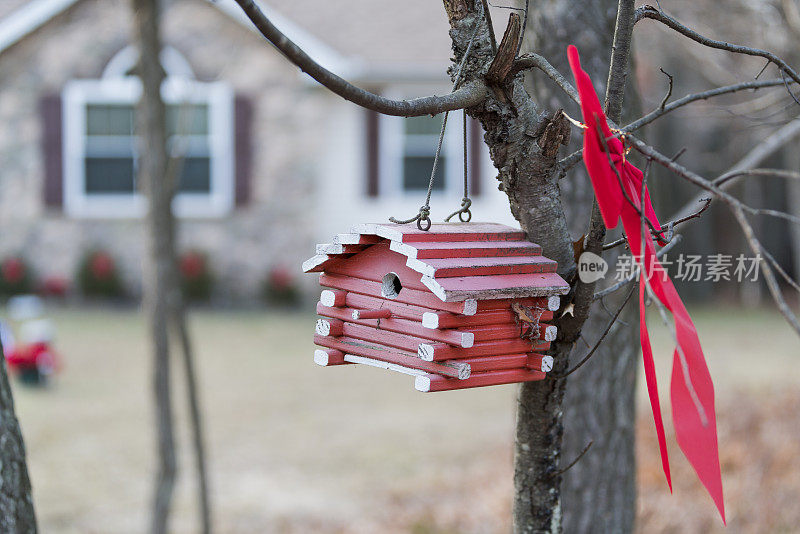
(441, 1, 638, 532)
(524, 1, 640, 532)
(133, 1, 212, 533)
(0, 341, 37, 533)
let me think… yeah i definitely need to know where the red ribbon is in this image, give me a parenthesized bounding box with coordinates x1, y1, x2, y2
(567, 45, 725, 523)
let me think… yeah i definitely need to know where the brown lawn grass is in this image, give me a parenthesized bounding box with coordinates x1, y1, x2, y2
(7, 305, 799, 533)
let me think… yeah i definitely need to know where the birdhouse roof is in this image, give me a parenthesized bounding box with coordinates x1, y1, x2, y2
(303, 222, 570, 302)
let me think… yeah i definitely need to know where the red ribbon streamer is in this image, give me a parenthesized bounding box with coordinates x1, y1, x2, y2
(567, 45, 725, 523)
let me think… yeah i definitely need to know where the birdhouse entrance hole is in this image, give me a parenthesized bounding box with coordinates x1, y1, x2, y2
(381, 272, 402, 299)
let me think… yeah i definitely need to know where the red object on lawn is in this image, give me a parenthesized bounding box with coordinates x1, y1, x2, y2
(303, 222, 569, 392)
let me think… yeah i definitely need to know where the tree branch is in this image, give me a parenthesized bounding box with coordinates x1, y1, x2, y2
(232, 0, 487, 116)
(635, 5, 800, 87)
(511, 54, 580, 103)
(625, 79, 792, 132)
(668, 116, 800, 221)
(627, 136, 800, 336)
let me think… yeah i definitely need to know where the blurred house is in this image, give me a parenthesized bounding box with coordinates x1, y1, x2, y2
(0, 0, 516, 301)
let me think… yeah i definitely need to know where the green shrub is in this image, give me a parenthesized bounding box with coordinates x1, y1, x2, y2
(262, 266, 301, 307)
(178, 250, 213, 302)
(0, 256, 34, 297)
(77, 250, 125, 299)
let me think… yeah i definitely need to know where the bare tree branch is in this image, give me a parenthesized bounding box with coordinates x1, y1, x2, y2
(627, 136, 800, 336)
(511, 53, 580, 102)
(232, 0, 487, 116)
(635, 5, 800, 87)
(625, 79, 791, 132)
(669, 116, 800, 220)
(593, 235, 683, 300)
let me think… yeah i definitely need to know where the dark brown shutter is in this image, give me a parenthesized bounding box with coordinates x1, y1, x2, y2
(469, 117, 482, 197)
(40, 94, 63, 209)
(234, 95, 253, 206)
(365, 109, 380, 197)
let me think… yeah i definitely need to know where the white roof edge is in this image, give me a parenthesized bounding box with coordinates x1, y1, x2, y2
(0, 0, 79, 54)
(212, 0, 362, 79)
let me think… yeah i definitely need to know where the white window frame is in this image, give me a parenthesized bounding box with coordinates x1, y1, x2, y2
(62, 76, 234, 219)
(378, 96, 463, 200)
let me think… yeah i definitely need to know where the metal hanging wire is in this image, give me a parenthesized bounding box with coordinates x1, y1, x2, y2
(389, 18, 481, 231)
(445, 108, 473, 223)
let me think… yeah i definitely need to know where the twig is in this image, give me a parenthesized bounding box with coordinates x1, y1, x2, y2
(232, 0, 486, 116)
(602, 198, 711, 250)
(658, 68, 674, 110)
(624, 79, 791, 132)
(480, 0, 498, 54)
(668, 117, 800, 221)
(552, 284, 636, 379)
(550, 441, 594, 477)
(635, 5, 800, 87)
(516, 0, 529, 58)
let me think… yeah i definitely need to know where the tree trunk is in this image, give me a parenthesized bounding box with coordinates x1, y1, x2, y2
(444, 0, 639, 531)
(0, 341, 37, 533)
(133, 1, 178, 532)
(523, 2, 640, 532)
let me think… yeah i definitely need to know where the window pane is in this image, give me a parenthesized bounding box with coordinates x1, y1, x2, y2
(167, 104, 209, 136)
(85, 157, 135, 194)
(403, 156, 445, 191)
(86, 105, 134, 136)
(404, 115, 443, 136)
(178, 157, 211, 193)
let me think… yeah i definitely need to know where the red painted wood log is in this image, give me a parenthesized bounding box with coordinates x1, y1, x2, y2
(320, 273, 478, 315)
(410, 240, 542, 259)
(338, 322, 427, 354)
(315, 318, 344, 337)
(317, 303, 474, 347)
(476, 296, 560, 312)
(415, 368, 546, 392)
(454, 353, 553, 373)
(314, 334, 469, 379)
(344, 292, 430, 321)
(352, 308, 392, 320)
(422, 309, 554, 329)
(320, 289, 347, 307)
(411, 255, 557, 278)
(417, 339, 550, 361)
(396, 223, 527, 243)
(313, 348, 349, 366)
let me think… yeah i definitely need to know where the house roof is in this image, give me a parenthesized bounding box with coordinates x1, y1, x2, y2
(0, 0, 472, 81)
(303, 222, 570, 302)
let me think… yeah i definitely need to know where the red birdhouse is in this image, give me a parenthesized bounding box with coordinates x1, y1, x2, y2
(302, 222, 570, 392)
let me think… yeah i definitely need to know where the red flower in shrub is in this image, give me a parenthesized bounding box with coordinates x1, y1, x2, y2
(179, 252, 206, 280)
(89, 252, 115, 280)
(2, 258, 25, 283)
(269, 266, 294, 290)
(40, 276, 69, 297)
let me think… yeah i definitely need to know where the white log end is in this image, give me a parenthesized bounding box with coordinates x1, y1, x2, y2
(463, 299, 478, 316)
(541, 355, 554, 373)
(547, 296, 560, 311)
(315, 319, 331, 336)
(414, 375, 432, 392)
(320, 290, 336, 307)
(314, 349, 331, 366)
(456, 364, 471, 380)
(418, 343, 435, 361)
(461, 332, 474, 348)
(421, 312, 439, 329)
(544, 326, 557, 342)
(351, 310, 361, 320)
